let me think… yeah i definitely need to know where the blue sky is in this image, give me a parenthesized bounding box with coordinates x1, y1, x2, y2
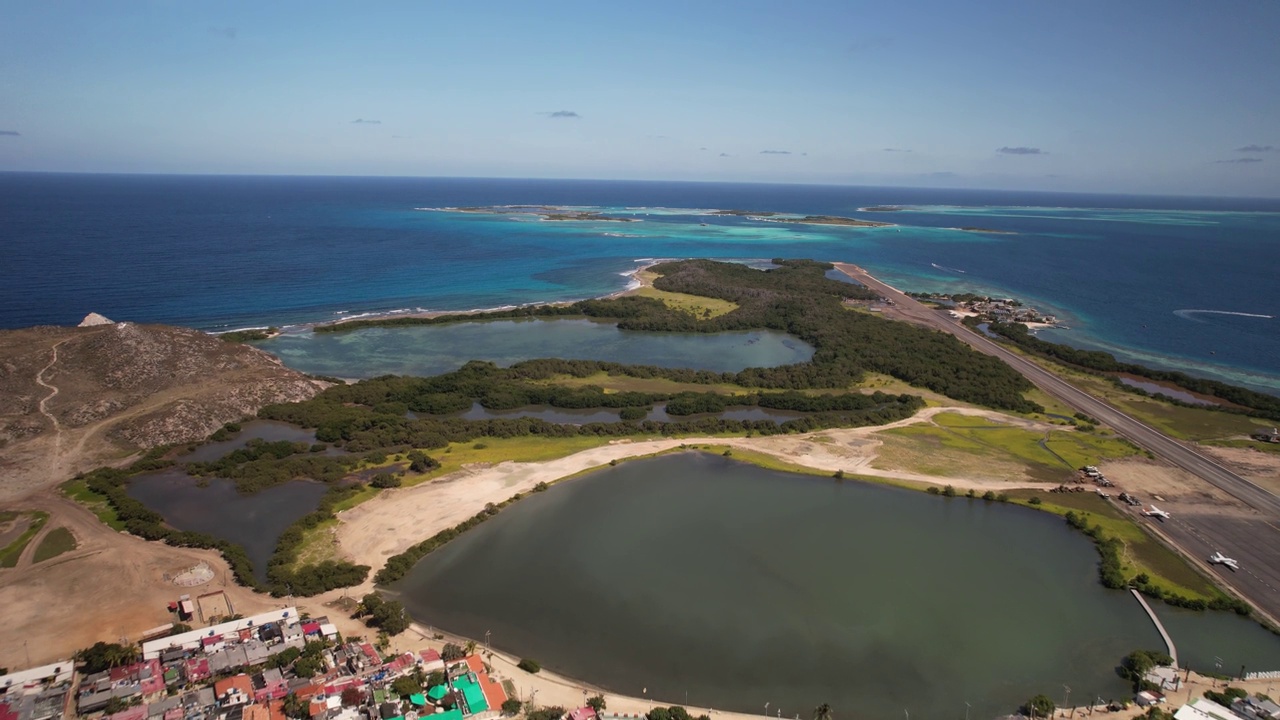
(2, 0, 1278, 196)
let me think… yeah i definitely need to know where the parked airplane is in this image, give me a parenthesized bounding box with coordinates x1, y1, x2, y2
(1209, 552, 1239, 571)
(1142, 505, 1171, 520)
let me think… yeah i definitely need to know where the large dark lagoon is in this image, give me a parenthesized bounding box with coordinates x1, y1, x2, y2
(393, 453, 1280, 720)
(258, 319, 813, 379)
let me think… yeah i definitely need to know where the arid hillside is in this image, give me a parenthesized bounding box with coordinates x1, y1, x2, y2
(0, 319, 326, 501)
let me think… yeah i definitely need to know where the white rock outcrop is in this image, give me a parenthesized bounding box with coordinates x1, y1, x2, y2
(77, 312, 114, 327)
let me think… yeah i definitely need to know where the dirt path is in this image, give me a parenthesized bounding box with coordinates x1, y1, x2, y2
(33, 339, 70, 481)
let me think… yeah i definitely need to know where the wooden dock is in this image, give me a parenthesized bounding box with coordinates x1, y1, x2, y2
(1131, 588, 1178, 667)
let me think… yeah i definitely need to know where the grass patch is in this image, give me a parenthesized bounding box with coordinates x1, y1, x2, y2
(0, 511, 50, 568)
(1017, 354, 1271, 441)
(332, 484, 382, 512)
(633, 270, 739, 318)
(62, 478, 126, 531)
(1002, 489, 1219, 601)
(418, 435, 623, 480)
(32, 527, 77, 564)
(290, 518, 341, 570)
(876, 412, 1139, 482)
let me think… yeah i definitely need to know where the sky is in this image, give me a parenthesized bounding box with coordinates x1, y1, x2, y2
(2, 0, 1279, 197)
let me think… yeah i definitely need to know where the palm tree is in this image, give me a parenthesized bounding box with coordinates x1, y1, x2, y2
(813, 703, 833, 720)
(464, 640, 477, 656)
(282, 693, 308, 719)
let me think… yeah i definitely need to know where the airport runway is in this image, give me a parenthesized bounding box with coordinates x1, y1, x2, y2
(834, 263, 1280, 624)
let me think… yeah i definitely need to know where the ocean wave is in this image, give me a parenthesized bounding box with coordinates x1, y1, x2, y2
(931, 262, 967, 274)
(210, 325, 273, 335)
(1174, 309, 1274, 321)
(603, 232, 641, 237)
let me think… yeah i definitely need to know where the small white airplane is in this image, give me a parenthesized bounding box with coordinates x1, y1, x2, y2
(1209, 552, 1239, 571)
(1142, 505, 1171, 520)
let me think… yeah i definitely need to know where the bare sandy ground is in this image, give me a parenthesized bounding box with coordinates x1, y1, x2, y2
(1200, 445, 1280, 496)
(0, 490, 289, 669)
(333, 407, 1064, 576)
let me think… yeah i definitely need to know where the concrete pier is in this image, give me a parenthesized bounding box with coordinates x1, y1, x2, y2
(1131, 588, 1178, 667)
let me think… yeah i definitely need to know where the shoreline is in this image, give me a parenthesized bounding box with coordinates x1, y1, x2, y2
(203, 261, 1280, 396)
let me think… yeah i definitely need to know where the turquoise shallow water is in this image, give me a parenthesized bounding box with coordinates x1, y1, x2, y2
(2, 175, 1277, 393)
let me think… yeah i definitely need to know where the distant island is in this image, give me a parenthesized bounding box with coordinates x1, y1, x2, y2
(956, 226, 1017, 235)
(420, 205, 637, 222)
(419, 205, 892, 227)
(710, 210, 892, 227)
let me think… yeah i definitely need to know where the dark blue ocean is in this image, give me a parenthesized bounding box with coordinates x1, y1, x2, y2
(2, 173, 1277, 393)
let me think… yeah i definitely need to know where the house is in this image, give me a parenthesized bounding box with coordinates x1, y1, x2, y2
(185, 657, 211, 684)
(106, 706, 148, 720)
(214, 675, 254, 708)
(1175, 698, 1249, 720)
(104, 660, 165, 700)
(1251, 429, 1280, 444)
(201, 635, 227, 654)
(244, 706, 273, 720)
(253, 669, 288, 703)
(1234, 697, 1280, 720)
(568, 708, 598, 720)
(418, 649, 444, 673)
(1136, 690, 1166, 707)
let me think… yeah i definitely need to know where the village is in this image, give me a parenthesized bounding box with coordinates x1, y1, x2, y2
(0, 605, 586, 720)
(906, 291, 1062, 327)
(4, 595, 1280, 720)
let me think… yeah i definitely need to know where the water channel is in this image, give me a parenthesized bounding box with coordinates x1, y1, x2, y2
(257, 318, 814, 379)
(393, 453, 1280, 720)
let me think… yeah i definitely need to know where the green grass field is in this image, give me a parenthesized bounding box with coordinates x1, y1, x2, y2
(633, 270, 739, 318)
(407, 435, 624, 486)
(61, 478, 126, 531)
(875, 412, 1139, 482)
(1014, 352, 1272, 441)
(31, 527, 78, 564)
(290, 518, 341, 570)
(0, 511, 50, 568)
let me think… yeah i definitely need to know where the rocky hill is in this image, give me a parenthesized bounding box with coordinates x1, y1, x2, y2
(0, 319, 327, 501)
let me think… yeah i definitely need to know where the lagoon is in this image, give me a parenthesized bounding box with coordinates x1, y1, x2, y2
(257, 318, 813, 379)
(127, 472, 328, 582)
(393, 453, 1280, 720)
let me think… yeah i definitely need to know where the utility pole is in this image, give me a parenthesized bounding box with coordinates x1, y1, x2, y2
(965, 701, 971, 720)
(1064, 685, 1071, 718)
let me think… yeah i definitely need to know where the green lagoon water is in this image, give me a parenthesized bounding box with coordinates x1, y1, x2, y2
(259, 318, 812, 379)
(393, 453, 1280, 720)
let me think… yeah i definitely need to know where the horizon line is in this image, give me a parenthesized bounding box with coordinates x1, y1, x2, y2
(1, 169, 1278, 202)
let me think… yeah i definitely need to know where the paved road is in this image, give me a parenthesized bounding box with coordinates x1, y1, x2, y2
(834, 263, 1280, 623)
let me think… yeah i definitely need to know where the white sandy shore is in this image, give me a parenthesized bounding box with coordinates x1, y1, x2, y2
(334, 407, 1060, 588)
